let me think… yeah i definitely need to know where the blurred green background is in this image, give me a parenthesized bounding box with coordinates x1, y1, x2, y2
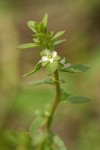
(0, 0, 100, 150)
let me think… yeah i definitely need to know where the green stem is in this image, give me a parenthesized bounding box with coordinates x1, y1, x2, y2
(38, 70, 61, 150)
(47, 70, 61, 129)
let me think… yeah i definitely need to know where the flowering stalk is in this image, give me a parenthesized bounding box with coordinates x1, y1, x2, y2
(18, 14, 90, 150)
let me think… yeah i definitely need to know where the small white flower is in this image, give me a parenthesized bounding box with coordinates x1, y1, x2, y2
(60, 58, 71, 69)
(40, 49, 57, 63)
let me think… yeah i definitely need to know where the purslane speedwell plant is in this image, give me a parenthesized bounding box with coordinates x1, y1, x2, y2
(18, 14, 90, 150)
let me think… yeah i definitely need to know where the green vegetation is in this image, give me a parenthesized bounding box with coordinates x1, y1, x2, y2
(0, 0, 100, 150)
(17, 14, 90, 150)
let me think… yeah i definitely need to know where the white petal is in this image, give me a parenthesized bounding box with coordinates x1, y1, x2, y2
(38, 59, 42, 63)
(49, 58, 53, 63)
(45, 49, 50, 56)
(52, 51, 57, 58)
(64, 63, 71, 68)
(60, 58, 66, 64)
(42, 56, 48, 62)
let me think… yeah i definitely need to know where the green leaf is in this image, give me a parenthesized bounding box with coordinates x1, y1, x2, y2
(42, 60, 49, 67)
(67, 96, 90, 103)
(52, 31, 65, 40)
(42, 13, 48, 28)
(5, 131, 19, 146)
(57, 63, 63, 70)
(41, 50, 47, 56)
(40, 23, 46, 33)
(46, 61, 58, 74)
(53, 39, 66, 46)
(54, 55, 61, 61)
(29, 117, 47, 145)
(17, 43, 38, 49)
(33, 38, 39, 43)
(27, 21, 37, 33)
(41, 132, 67, 150)
(23, 63, 42, 77)
(30, 117, 43, 138)
(53, 134, 67, 150)
(36, 33, 45, 38)
(60, 57, 69, 64)
(40, 132, 53, 150)
(61, 64, 90, 73)
(28, 79, 54, 86)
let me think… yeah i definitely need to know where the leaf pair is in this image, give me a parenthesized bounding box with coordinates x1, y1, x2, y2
(52, 31, 66, 47)
(30, 116, 67, 150)
(41, 133, 67, 150)
(46, 62, 90, 76)
(28, 14, 48, 33)
(17, 14, 48, 50)
(23, 63, 90, 78)
(17, 13, 66, 50)
(23, 60, 58, 78)
(17, 14, 67, 78)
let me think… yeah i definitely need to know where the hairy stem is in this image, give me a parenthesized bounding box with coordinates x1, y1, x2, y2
(47, 70, 61, 129)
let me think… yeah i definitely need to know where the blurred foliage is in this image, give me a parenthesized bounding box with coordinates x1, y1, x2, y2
(0, 0, 100, 150)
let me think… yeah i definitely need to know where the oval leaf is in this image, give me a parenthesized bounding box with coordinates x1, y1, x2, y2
(53, 39, 66, 46)
(61, 64, 90, 73)
(53, 134, 67, 150)
(27, 21, 37, 33)
(17, 43, 38, 49)
(67, 96, 90, 103)
(28, 79, 53, 86)
(29, 117, 47, 145)
(41, 132, 67, 150)
(54, 55, 61, 61)
(46, 61, 58, 74)
(52, 31, 65, 40)
(42, 13, 48, 28)
(23, 63, 42, 77)
(30, 117, 43, 138)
